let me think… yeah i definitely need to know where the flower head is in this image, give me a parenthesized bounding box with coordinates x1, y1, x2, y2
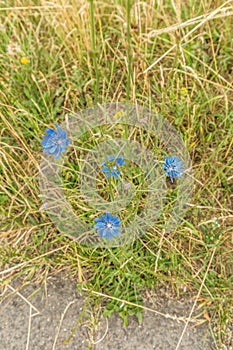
(20, 56, 29, 64)
(94, 212, 121, 240)
(162, 155, 184, 183)
(41, 123, 70, 160)
(101, 155, 125, 179)
(7, 41, 21, 56)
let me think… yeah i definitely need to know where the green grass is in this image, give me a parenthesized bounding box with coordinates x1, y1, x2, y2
(0, 0, 233, 349)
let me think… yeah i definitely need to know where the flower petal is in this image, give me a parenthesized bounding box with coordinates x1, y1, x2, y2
(94, 222, 105, 229)
(45, 128, 56, 136)
(54, 147, 61, 160)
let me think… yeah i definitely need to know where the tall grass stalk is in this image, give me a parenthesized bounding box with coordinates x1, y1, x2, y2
(126, 0, 132, 102)
(89, 0, 100, 103)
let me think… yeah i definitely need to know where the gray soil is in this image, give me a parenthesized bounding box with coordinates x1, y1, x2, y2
(0, 276, 216, 350)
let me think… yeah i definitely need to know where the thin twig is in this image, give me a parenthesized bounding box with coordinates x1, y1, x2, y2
(144, 0, 233, 73)
(52, 300, 77, 350)
(0, 246, 66, 276)
(0, 5, 72, 11)
(26, 306, 32, 350)
(92, 316, 109, 345)
(7, 285, 40, 315)
(81, 288, 199, 324)
(174, 247, 217, 350)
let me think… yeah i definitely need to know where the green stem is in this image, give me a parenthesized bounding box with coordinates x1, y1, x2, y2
(108, 177, 114, 202)
(126, 0, 132, 102)
(89, 0, 99, 103)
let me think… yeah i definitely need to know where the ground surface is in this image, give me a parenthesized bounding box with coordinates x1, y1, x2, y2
(1, 276, 215, 350)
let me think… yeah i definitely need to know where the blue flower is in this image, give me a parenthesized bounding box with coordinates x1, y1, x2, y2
(41, 123, 70, 160)
(162, 155, 184, 183)
(101, 155, 125, 179)
(94, 212, 121, 240)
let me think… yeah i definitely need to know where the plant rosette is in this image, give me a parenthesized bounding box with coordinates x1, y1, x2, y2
(39, 103, 193, 247)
